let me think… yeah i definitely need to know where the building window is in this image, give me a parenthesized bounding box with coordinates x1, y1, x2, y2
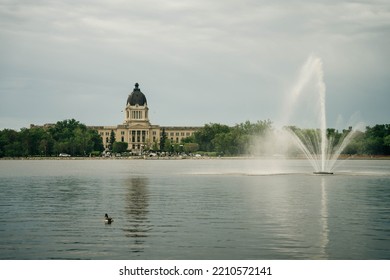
(121, 136, 124, 142)
(131, 110, 143, 119)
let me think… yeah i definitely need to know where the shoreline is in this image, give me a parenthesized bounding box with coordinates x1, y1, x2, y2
(1, 155, 390, 160)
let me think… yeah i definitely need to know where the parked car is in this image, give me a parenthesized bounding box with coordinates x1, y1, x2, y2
(59, 153, 70, 157)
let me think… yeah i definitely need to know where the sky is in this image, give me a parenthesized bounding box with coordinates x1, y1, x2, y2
(1, 0, 389, 131)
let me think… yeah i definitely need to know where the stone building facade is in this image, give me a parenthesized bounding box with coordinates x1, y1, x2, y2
(91, 83, 200, 153)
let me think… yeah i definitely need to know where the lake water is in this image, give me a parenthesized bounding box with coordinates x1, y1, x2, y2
(0, 158, 389, 260)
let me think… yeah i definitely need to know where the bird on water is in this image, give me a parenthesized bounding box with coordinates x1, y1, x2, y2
(104, 213, 114, 224)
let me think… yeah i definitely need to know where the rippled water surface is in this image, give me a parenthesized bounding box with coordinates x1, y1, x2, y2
(0, 159, 389, 259)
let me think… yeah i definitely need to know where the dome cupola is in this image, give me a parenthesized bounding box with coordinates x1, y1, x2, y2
(127, 83, 147, 106)
(124, 83, 150, 125)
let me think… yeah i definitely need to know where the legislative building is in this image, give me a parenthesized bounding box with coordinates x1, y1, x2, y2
(90, 83, 200, 153)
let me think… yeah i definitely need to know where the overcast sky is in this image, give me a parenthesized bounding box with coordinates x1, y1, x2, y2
(1, 0, 389, 130)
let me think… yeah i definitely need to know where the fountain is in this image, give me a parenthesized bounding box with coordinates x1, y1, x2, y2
(285, 55, 358, 174)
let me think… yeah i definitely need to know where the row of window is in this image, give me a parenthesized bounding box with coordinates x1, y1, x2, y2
(100, 130, 195, 146)
(101, 130, 194, 137)
(167, 132, 191, 137)
(125, 110, 149, 120)
(132, 110, 143, 119)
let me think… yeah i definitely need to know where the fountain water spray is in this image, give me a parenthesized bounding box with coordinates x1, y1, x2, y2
(286, 55, 358, 174)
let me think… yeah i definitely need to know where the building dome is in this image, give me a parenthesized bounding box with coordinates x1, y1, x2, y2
(127, 83, 147, 106)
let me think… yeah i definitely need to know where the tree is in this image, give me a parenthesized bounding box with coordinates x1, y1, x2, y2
(194, 123, 231, 152)
(184, 143, 199, 153)
(343, 132, 365, 155)
(0, 129, 24, 157)
(152, 141, 159, 151)
(160, 128, 167, 151)
(113, 142, 128, 153)
(89, 129, 104, 153)
(212, 132, 237, 155)
(363, 124, 390, 155)
(0, 119, 104, 157)
(108, 130, 116, 151)
(1, 120, 390, 157)
(384, 135, 390, 148)
(164, 138, 173, 153)
(193, 121, 273, 155)
(45, 119, 104, 156)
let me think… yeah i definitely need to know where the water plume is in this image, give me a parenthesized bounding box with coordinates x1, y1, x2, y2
(284, 55, 359, 173)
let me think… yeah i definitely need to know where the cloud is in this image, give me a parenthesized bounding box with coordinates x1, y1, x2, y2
(1, 0, 389, 130)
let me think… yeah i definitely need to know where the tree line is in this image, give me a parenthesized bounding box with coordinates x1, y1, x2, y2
(344, 124, 390, 155)
(184, 120, 273, 156)
(183, 122, 390, 156)
(0, 119, 104, 157)
(0, 118, 389, 157)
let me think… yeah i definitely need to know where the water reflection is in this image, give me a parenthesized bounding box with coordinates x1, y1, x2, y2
(319, 177, 329, 259)
(123, 177, 151, 253)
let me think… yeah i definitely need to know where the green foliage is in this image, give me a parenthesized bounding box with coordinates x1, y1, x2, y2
(0, 119, 104, 157)
(286, 124, 390, 156)
(384, 135, 390, 147)
(49, 119, 104, 156)
(181, 134, 195, 144)
(112, 142, 128, 153)
(164, 138, 174, 153)
(189, 121, 390, 156)
(192, 120, 273, 156)
(343, 131, 365, 154)
(362, 124, 390, 155)
(108, 130, 116, 151)
(1, 120, 389, 158)
(160, 128, 167, 151)
(90, 151, 102, 157)
(183, 143, 199, 153)
(151, 141, 159, 151)
(194, 123, 231, 152)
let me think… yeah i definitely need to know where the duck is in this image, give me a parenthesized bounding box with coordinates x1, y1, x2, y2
(104, 213, 114, 224)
